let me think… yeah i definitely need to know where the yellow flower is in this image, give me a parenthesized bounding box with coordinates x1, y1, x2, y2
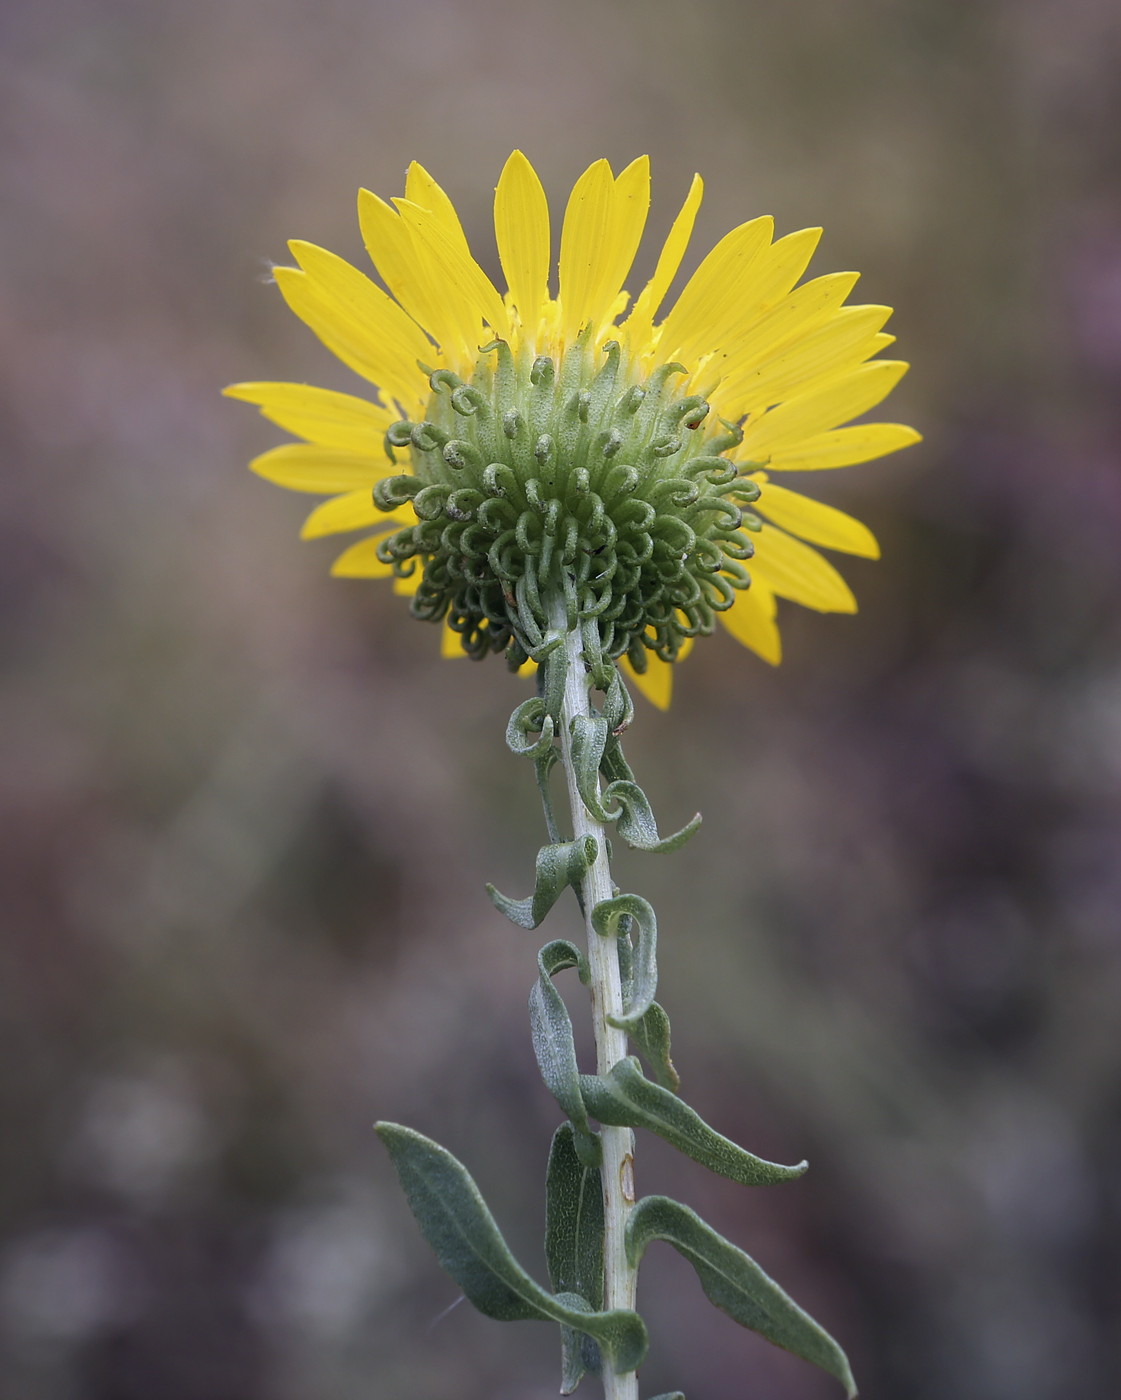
(226, 153, 919, 709)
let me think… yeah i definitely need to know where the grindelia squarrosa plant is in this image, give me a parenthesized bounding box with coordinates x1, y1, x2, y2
(227, 151, 919, 1399)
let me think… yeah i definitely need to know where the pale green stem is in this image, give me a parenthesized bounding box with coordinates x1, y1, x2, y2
(551, 599, 639, 1400)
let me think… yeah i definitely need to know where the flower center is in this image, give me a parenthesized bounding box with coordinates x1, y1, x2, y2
(374, 334, 761, 679)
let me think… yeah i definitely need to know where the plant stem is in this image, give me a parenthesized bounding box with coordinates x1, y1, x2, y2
(551, 602, 639, 1400)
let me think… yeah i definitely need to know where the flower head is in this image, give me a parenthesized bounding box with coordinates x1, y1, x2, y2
(226, 153, 919, 706)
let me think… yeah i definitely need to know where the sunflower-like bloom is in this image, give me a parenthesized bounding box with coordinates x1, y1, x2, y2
(226, 153, 919, 707)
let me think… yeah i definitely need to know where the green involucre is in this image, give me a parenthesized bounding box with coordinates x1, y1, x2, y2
(372, 336, 762, 674)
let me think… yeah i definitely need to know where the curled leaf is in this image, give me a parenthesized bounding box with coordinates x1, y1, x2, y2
(569, 715, 615, 822)
(507, 696, 555, 758)
(603, 780, 702, 853)
(580, 1059, 806, 1187)
(487, 836, 598, 929)
(591, 895, 658, 1031)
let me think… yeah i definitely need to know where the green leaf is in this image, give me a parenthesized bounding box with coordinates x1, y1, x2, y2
(569, 715, 614, 822)
(535, 746, 562, 845)
(600, 667, 634, 735)
(626, 1196, 856, 1398)
(599, 731, 635, 786)
(630, 1001, 680, 1094)
(530, 942, 599, 1160)
(375, 1123, 648, 1374)
(603, 780, 702, 853)
(580, 1059, 806, 1187)
(591, 895, 658, 1031)
(648, 1393, 685, 1399)
(507, 696, 555, 759)
(487, 836, 598, 929)
(546, 1123, 605, 1393)
(541, 644, 569, 726)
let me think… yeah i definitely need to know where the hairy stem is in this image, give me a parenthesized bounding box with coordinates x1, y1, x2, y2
(551, 599, 639, 1400)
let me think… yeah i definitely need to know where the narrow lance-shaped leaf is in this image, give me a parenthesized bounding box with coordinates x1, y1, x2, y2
(546, 1123, 605, 1393)
(603, 779, 702, 853)
(630, 1001, 680, 1094)
(375, 1123, 648, 1374)
(487, 836, 598, 929)
(580, 1059, 806, 1187)
(530, 941, 600, 1164)
(626, 1196, 856, 1397)
(591, 894, 658, 1031)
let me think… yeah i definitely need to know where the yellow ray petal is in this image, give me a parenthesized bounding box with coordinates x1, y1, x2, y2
(626, 173, 703, 340)
(358, 188, 449, 346)
(395, 199, 510, 345)
(404, 161, 472, 259)
(750, 524, 857, 612)
(738, 360, 910, 462)
(590, 156, 650, 334)
(765, 422, 922, 471)
(620, 654, 673, 710)
(224, 382, 393, 453)
(723, 305, 894, 418)
(277, 243, 430, 411)
(300, 492, 416, 540)
(387, 201, 478, 365)
(719, 579, 781, 665)
(684, 227, 822, 372)
(330, 531, 400, 577)
(707, 272, 861, 407)
(751, 474, 879, 557)
(250, 444, 396, 493)
(494, 150, 551, 334)
(656, 217, 774, 366)
(558, 159, 617, 345)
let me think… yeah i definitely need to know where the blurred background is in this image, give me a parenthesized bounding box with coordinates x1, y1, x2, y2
(2, 1, 1121, 1397)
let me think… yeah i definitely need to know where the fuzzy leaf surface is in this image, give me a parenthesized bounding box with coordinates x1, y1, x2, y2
(487, 836, 598, 928)
(546, 1123, 605, 1392)
(629, 1001, 680, 1093)
(531, 942, 598, 1155)
(580, 1059, 806, 1186)
(591, 894, 658, 1030)
(603, 780, 701, 853)
(626, 1196, 856, 1397)
(375, 1123, 647, 1373)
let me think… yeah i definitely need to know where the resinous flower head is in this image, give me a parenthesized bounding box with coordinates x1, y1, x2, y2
(226, 153, 919, 706)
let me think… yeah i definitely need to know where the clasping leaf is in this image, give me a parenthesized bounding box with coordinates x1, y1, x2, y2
(626, 1196, 856, 1397)
(603, 780, 702, 853)
(591, 895, 658, 1031)
(580, 1059, 806, 1187)
(487, 836, 598, 928)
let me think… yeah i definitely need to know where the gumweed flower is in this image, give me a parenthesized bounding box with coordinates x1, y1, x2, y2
(226, 153, 919, 708)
